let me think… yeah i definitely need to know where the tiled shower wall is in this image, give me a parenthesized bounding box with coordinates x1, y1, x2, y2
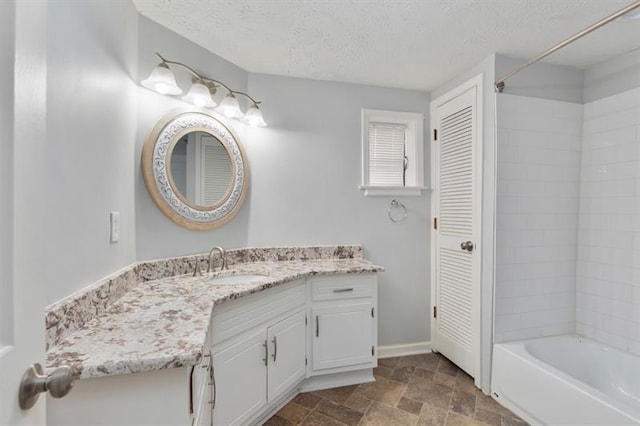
(576, 88, 640, 355)
(494, 94, 583, 342)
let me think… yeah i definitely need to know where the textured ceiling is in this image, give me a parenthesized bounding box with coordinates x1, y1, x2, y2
(132, 0, 640, 91)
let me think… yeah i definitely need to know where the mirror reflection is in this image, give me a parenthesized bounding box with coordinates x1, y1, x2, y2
(170, 131, 233, 207)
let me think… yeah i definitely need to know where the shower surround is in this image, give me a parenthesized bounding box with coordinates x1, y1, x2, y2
(494, 87, 639, 356)
(495, 94, 583, 343)
(577, 87, 640, 355)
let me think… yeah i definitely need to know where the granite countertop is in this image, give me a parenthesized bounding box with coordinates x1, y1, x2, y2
(46, 258, 383, 380)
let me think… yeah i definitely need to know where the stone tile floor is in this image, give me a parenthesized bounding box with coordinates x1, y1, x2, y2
(264, 353, 527, 426)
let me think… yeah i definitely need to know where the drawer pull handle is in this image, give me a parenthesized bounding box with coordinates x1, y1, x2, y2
(333, 288, 354, 293)
(315, 315, 319, 337)
(262, 340, 268, 366)
(209, 364, 216, 412)
(272, 336, 277, 362)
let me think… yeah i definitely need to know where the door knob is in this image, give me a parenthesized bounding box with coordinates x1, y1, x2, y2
(19, 363, 75, 409)
(460, 241, 474, 252)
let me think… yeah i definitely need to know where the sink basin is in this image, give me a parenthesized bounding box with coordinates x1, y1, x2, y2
(207, 274, 268, 286)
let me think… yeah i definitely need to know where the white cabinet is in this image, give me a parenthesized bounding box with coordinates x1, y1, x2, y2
(212, 327, 268, 426)
(308, 274, 377, 375)
(47, 351, 213, 426)
(267, 310, 306, 399)
(211, 281, 306, 426)
(192, 349, 214, 426)
(312, 302, 374, 371)
(47, 273, 378, 426)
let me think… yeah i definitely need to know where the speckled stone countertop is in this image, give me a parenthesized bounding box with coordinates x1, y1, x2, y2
(46, 259, 383, 380)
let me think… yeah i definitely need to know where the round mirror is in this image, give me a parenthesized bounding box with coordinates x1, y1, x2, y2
(142, 110, 249, 230)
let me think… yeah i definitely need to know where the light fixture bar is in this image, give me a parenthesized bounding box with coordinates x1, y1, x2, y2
(156, 52, 244, 98)
(155, 52, 205, 83)
(231, 90, 261, 106)
(143, 52, 267, 126)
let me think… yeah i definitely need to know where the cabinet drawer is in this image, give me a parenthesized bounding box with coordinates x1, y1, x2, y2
(212, 280, 305, 345)
(310, 274, 375, 301)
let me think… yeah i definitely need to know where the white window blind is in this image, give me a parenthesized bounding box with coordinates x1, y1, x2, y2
(368, 122, 407, 186)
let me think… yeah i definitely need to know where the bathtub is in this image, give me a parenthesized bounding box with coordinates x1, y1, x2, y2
(492, 335, 640, 425)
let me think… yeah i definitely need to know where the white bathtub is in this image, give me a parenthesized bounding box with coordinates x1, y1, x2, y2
(492, 334, 640, 425)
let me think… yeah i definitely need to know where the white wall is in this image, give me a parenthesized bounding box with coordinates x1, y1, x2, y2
(0, 0, 15, 347)
(245, 74, 431, 347)
(4, 2, 48, 422)
(44, 1, 139, 304)
(494, 94, 582, 342)
(577, 87, 640, 355)
(135, 16, 251, 259)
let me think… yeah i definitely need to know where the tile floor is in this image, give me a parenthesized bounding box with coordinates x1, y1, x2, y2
(264, 353, 527, 426)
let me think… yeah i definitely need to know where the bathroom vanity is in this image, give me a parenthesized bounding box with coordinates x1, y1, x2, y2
(45, 248, 381, 426)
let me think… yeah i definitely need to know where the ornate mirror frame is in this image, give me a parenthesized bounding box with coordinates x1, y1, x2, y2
(141, 109, 249, 230)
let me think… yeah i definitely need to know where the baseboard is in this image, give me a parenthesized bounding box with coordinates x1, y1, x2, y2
(299, 369, 374, 393)
(377, 341, 432, 358)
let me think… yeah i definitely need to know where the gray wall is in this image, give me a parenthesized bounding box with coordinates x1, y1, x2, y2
(44, 1, 139, 304)
(584, 48, 640, 102)
(134, 17, 432, 348)
(246, 74, 431, 346)
(135, 16, 251, 259)
(0, 0, 15, 347)
(495, 55, 584, 103)
(38, 8, 434, 349)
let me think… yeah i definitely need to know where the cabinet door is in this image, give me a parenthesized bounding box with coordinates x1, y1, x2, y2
(312, 302, 374, 371)
(212, 328, 267, 426)
(191, 354, 212, 426)
(267, 310, 306, 401)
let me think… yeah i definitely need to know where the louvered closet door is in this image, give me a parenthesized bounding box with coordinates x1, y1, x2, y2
(195, 135, 232, 205)
(432, 84, 480, 378)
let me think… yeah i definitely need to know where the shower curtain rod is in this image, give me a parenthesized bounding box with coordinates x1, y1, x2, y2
(495, 0, 640, 92)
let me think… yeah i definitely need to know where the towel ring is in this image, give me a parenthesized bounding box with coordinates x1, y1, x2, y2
(388, 200, 407, 223)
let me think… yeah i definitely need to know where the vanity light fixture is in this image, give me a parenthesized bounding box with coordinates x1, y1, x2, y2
(141, 52, 267, 127)
(242, 102, 268, 127)
(182, 80, 216, 108)
(141, 62, 182, 95)
(217, 92, 244, 118)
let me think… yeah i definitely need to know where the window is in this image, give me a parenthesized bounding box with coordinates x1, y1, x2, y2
(360, 109, 425, 196)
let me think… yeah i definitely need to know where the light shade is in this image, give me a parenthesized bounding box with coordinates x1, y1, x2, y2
(241, 104, 267, 127)
(216, 93, 244, 118)
(141, 63, 182, 95)
(182, 81, 216, 107)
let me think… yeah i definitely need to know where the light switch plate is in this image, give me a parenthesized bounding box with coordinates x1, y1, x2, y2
(110, 212, 120, 243)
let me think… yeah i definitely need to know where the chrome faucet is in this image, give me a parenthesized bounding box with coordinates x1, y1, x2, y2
(207, 246, 227, 273)
(192, 258, 203, 277)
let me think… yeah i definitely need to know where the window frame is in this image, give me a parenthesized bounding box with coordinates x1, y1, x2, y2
(360, 109, 426, 196)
